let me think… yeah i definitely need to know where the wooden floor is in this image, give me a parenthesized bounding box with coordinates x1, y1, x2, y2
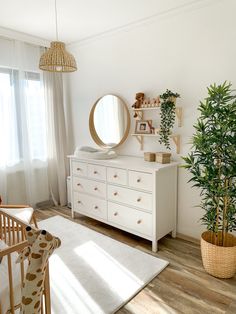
(35, 206, 236, 314)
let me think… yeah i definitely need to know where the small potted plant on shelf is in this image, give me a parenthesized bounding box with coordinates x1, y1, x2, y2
(159, 89, 180, 149)
(183, 82, 236, 278)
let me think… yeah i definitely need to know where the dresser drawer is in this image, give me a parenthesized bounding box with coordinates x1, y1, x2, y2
(108, 202, 152, 236)
(73, 192, 107, 220)
(72, 177, 106, 198)
(107, 185, 152, 212)
(107, 167, 127, 186)
(72, 161, 87, 177)
(128, 170, 152, 191)
(88, 164, 106, 181)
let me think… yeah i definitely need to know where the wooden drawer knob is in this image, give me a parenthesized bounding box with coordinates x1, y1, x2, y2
(77, 167, 81, 171)
(137, 219, 142, 224)
(113, 174, 118, 178)
(78, 200, 81, 204)
(114, 212, 118, 216)
(94, 205, 98, 209)
(137, 178, 141, 183)
(113, 192, 118, 196)
(137, 198, 141, 202)
(94, 187, 98, 191)
(77, 183, 81, 186)
(94, 171, 97, 174)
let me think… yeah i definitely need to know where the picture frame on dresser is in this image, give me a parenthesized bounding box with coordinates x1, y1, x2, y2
(68, 155, 178, 252)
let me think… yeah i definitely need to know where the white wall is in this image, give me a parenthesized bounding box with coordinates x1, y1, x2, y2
(67, 0, 236, 239)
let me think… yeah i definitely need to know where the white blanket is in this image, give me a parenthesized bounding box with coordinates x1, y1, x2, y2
(0, 207, 34, 224)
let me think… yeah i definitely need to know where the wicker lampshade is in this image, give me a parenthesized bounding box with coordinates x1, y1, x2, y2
(39, 41, 77, 72)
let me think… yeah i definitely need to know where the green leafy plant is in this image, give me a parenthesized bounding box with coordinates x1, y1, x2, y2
(159, 89, 180, 149)
(182, 82, 236, 246)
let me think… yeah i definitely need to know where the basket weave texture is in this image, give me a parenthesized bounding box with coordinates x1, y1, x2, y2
(201, 231, 236, 278)
(39, 41, 77, 72)
(144, 152, 155, 162)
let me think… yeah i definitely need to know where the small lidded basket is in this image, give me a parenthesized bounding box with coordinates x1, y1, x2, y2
(156, 152, 171, 164)
(144, 152, 156, 162)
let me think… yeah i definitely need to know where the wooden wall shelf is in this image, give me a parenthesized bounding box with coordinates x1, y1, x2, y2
(133, 107, 183, 127)
(131, 134, 181, 153)
(132, 105, 183, 153)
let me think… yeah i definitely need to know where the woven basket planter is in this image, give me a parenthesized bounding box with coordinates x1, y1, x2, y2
(201, 231, 236, 278)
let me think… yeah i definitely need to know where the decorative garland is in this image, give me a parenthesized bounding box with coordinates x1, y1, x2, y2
(159, 90, 180, 149)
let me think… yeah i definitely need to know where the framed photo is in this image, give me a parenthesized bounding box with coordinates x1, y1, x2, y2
(135, 120, 152, 134)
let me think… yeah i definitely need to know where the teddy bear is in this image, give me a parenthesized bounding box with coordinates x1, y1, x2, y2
(132, 92, 145, 109)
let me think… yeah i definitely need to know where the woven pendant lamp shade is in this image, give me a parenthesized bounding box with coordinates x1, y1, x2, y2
(39, 41, 77, 72)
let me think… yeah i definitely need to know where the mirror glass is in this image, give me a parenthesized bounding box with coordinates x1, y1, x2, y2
(90, 95, 130, 149)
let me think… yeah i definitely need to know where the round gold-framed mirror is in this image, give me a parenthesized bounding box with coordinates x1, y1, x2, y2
(89, 94, 130, 149)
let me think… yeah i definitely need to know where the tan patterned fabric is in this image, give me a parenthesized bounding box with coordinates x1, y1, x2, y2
(17, 226, 61, 314)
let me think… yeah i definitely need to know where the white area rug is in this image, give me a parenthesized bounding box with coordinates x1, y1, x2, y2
(39, 216, 168, 314)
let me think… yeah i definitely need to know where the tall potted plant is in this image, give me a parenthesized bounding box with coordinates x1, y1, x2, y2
(159, 90, 180, 149)
(183, 82, 236, 278)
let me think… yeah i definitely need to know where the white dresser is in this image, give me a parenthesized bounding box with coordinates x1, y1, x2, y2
(69, 155, 178, 252)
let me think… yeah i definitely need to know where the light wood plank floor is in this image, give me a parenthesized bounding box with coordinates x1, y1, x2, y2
(35, 206, 236, 314)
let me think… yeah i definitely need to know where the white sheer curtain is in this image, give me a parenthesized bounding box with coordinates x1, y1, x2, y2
(0, 39, 49, 206)
(0, 38, 68, 207)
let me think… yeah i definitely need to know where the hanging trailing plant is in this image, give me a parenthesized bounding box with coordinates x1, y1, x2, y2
(159, 89, 180, 149)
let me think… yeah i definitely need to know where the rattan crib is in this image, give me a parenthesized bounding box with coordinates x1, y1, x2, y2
(0, 208, 51, 314)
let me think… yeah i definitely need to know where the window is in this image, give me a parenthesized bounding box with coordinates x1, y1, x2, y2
(24, 72, 47, 161)
(0, 67, 47, 167)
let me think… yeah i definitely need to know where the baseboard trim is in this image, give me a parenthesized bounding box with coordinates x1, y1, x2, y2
(177, 232, 200, 245)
